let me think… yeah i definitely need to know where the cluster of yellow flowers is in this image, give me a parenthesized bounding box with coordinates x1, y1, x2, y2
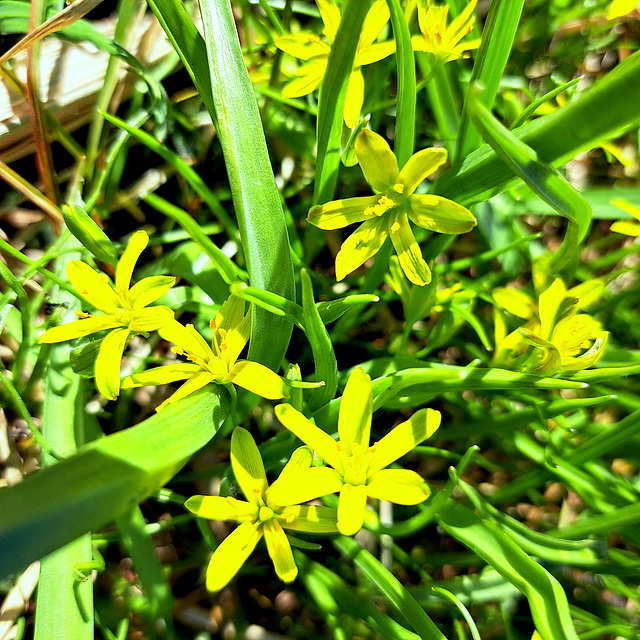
(38, 0, 611, 594)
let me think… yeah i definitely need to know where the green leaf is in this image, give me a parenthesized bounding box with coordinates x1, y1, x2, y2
(437, 501, 580, 640)
(456, 0, 526, 159)
(435, 50, 640, 207)
(466, 83, 591, 266)
(199, 0, 295, 371)
(314, 0, 371, 205)
(0, 387, 229, 579)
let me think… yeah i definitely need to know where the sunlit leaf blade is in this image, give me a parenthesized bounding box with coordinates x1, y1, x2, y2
(0, 388, 229, 579)
(435, 50, 640, 207)
(467, 83, 591, 243)
(456, 0, 525, 160)
(199, 0, 295, 370)
(314, 0, 371, 205)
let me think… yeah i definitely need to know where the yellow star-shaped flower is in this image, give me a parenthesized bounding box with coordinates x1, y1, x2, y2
(307, 128, 476, 285)
(493, 277, 608, 376)
(411, 0, 480, 64)
(275, 0, 395, 128)
(38, 230, 175, 400)
(185, 427, 338, 591)
(268, 366, 441, 536)
(121, 295, 288, 410)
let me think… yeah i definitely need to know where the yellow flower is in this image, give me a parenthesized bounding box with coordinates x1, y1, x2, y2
(411, 0, 480, 63)
(275, 0, 395, 128)
(606, 0, 638, 20)
(38, 230, 175, 400)
(185, 427, 338, 591)
(307, 128, 476, 286)
(121, 295, 288, 410)
(493, 277, 608, 376)
(268, 366, 441, 536)
(610, 198, 640, 236)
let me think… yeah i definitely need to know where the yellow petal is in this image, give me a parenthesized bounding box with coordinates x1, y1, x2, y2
(282, 59, 326, 98)
(355, 129, 398, 192)
(263, 520, 297, 583)
(366, 469, 431, 504)
(221, 309, 250, 368)
(607, 0, 638, 20)
(492, 287, 536, 320)
(277, 446, 314, 481)
(343, 68, 364, 129)
(129, 276, 176, 309)
(115, 230, 148, 295)
(38, 316, 122, 343)
(407, 194, 476, 233)
(317, 0, 341, 41)
(338, 366, 372, 447)
(95, 327, 130, 400)
(337, 483, 368, 536)
(205, 522, 263, 592)
(335, 216, 389, 281)
(610, 220, 640, 236)
(447, 0, 478, 45)
(215, 295, 246, 336)
(567, 279, 606, 310)
(388, 208, 432, 286)
(275, 404, 343, 471)
(67, 261, 120, 314)
(397, 147, 448, 195)
(307, 195, 381, 230)
(266, 467, 343, 506)
(121, 363, 202, 389)
(356, 40, 396, 66)
(367, 408, 441, 476)
(358, 0, 390, 49)
(231, 427, 268, 505)
(129, 306, 175, 332)
(224, 361, 287, 399)
(538, 277, 566, 340)
(154, 371, 216, 412)
(610, 197, 640, 222)
(159, 321, 212, 362)
(276, 504, 339, 533)
(185, 495, 259, 522)
(275, 33, 331, 60)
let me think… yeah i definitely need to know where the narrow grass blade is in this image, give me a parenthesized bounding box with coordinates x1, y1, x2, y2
(334, 537, 448, 640)
(314, 0, 371, 205)
(466, 83, 591, 268)
(456, 0, 525, 160)
(199, 0, 295, 370)
(437, 501, 580, 640)
(435, 50, 640, 207)
(387, 0, 415, 166)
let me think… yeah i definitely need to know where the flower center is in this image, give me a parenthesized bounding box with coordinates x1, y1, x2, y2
(114, 308, 132, 326)
(259, 506, 275, 522)
(363, 185, 406, 218)
(340, 442, 370, 486)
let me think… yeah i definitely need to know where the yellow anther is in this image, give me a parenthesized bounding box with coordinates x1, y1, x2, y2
(393, 183, 404, 194)
(390, 221, 401, 234)
(209, 319, 216, 330)
(75, 310, 90, 319)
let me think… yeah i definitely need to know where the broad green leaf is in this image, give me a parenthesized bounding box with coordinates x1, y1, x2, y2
(199, 0, 295, 371)
(0, 387, 229, 579)
(437, 501, 580, 640)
